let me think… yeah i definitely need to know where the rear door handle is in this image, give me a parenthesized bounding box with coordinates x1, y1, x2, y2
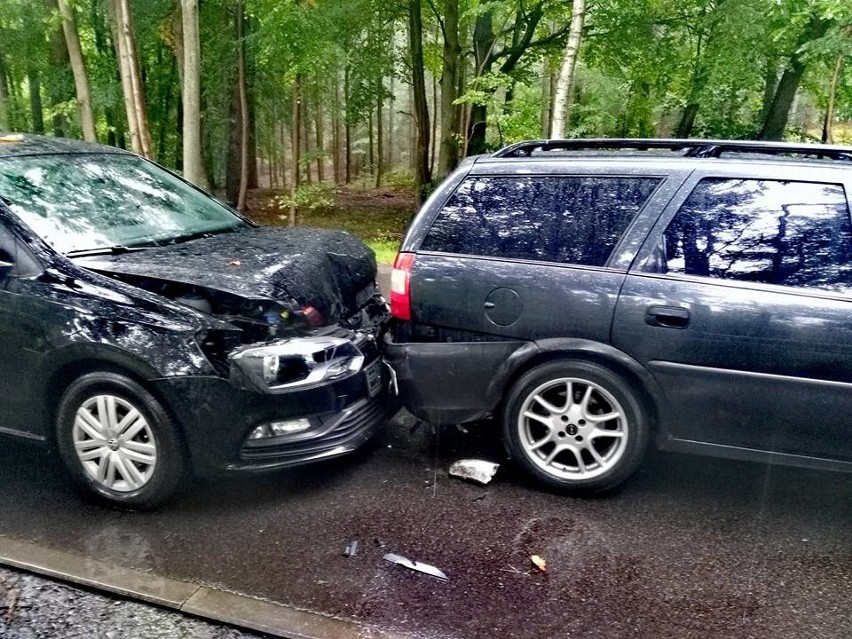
(484, 301, 495, 309)
(646, 305, 690, 329)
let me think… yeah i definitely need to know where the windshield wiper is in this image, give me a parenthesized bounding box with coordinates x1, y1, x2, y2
(65, 245, 150, 258)
(163, 226, 239, 246)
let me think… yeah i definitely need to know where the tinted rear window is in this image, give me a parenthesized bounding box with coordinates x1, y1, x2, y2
(664, 178, 852, 292)
(421, 176, 660, 266)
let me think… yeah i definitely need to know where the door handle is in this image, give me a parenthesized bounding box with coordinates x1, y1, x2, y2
(484, 301, 495, 309)
(646, 305, 690, 329)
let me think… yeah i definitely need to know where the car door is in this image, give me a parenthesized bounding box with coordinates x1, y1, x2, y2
(612, 164, 852, 464)
(0, 221, 47, 439)
(412, 167, 683, 344)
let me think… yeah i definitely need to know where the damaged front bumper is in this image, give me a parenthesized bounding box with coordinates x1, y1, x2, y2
(152, 328, 396, 477)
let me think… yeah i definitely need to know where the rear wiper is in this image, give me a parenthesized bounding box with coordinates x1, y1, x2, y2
(65, 245, 150, 257)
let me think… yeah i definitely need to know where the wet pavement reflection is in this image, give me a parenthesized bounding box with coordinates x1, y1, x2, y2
(1, 411, 851, 639)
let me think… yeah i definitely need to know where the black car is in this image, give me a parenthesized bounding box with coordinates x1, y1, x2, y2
(0, 133, 391, 508)
(386, 138, 852, 493)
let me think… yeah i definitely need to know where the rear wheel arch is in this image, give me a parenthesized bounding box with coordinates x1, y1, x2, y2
(491, 340, 663, 435)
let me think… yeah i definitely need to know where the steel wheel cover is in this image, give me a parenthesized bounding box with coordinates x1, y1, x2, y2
(517, 376, 628, 480)
(72, 395, 158, 492)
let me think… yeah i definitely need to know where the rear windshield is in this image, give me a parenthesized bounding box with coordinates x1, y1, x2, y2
(421, 175, 660, 266)
(0, 153, 247, 255)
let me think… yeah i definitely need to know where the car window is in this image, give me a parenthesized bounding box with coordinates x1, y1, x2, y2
(421, 176, 661, 266)
(0, 153, 248, 255)
(664, 178, 852, 293)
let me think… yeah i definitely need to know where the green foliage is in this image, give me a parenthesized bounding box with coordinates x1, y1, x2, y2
(274, 183, 336, 212)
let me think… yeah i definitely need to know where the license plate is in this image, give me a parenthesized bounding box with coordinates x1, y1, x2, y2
(365, 360, 382, 398)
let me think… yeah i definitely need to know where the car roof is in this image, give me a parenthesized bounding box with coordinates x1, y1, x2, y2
(0, 132, 131, 159)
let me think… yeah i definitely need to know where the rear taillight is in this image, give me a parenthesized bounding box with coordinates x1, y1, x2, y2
(390, 252, 415, 320)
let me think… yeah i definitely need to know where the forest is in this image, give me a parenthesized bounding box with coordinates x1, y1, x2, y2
(0, 0, 851, 209)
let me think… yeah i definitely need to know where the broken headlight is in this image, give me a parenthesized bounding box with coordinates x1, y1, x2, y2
(229, 336, 364, 391)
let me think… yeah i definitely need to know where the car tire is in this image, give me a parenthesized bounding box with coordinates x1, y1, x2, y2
(55, 372, 186, 509)
(502, 360, 649, 493)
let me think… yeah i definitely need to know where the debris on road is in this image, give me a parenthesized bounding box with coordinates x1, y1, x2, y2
(530, 555, 547, 573)
(343, 541, 360, 557)
(449, 459, 500, 485)
(383, 553, 449, 581)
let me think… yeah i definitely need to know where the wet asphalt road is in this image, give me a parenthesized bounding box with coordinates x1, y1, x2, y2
(0, 410, 851, 639)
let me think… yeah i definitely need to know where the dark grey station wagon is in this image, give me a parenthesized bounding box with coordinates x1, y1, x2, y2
(385, 139, 852, 493)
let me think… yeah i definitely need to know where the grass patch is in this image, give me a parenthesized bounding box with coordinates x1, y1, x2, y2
(366, 238, 401, 264)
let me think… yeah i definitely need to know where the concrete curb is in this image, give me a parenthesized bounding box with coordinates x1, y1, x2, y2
(0, 535, 389, 639)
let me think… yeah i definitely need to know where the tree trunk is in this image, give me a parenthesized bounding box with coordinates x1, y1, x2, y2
(437, 0, 460, 176)
(344, 65, 351, 184)
(387, 62, 395, 169)
(368, 104, 375, 175)
(49, 14, 71, 137)
(225, 74, 241, 206)
(759, 59, 779, 127)
(408, 0, 431, 205)
(467, 6, 495, 155)
(759, 16, 830, 141)
(112, 0, 152, 156)
(551, 0, 585, 138)
(0, 56, 9, 131)
(302, 91, 312, 185)
(292, 76, 302, 190)
(376, 85, 384, 188)
(58, 0, 97, 142)
(180, 0, 207, 187)
(236, 1, 249, 211)
(822, 55, 844, 144)
(675, 103, 699, 139)
(314, 91, 324, 182)
(27, 69, 45, 134)
(332, 70, 341, 184)
(430, 70, 437, 175)
(674, 30, 708, 139)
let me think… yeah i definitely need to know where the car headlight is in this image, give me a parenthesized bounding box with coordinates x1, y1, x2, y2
(229, 336, 365, 391)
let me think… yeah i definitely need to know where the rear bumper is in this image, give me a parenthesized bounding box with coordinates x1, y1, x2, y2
(383, 330, 525, 425)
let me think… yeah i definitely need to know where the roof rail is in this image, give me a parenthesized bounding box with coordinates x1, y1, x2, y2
(492, 138, 852, 162)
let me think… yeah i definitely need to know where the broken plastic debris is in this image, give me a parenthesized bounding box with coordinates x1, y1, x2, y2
(448, 459, 500, 485)
(383, 553, 448, 581)
(343, 540, 359, 557)
(530, 555, 547, 572)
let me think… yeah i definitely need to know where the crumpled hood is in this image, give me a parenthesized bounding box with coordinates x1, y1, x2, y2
(78, 227, 377, 323)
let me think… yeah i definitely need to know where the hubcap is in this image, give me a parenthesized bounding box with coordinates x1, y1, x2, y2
(72, 395, 157, 492)
(518, 377, 628, 480)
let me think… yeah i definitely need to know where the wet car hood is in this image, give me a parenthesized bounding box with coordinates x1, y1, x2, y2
(76, 227, 377, 323)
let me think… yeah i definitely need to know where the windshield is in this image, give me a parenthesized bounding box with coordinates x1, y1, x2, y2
(0, 153, 248, 254)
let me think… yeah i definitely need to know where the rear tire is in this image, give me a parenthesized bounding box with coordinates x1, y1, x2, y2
(502, 360, 648, 493)
(55, 372, 186, 509)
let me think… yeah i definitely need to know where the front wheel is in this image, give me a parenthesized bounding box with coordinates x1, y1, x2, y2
(502, 360, 649, 493)
(55, 372, 186, 509)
